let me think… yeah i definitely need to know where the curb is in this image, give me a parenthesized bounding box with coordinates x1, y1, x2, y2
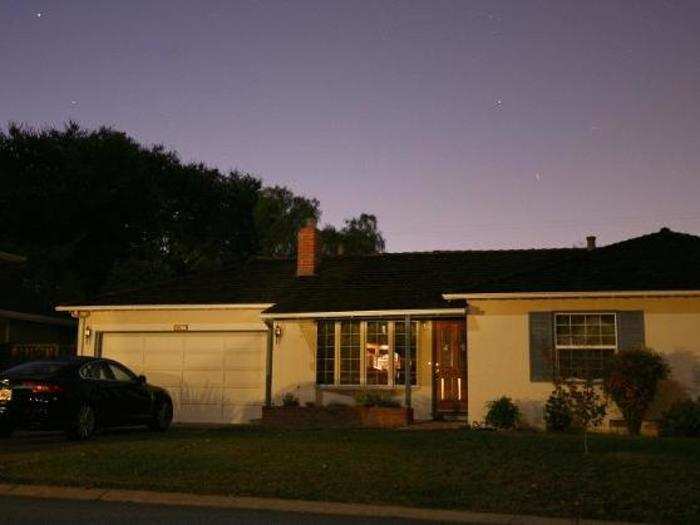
(0, 483, 639, 525)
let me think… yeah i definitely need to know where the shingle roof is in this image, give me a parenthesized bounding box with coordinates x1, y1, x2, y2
(64, 228, 700, 313)
(463, 228, 700, 294)
(76, 258, 297, 306)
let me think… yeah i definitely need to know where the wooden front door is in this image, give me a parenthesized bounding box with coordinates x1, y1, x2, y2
(433, 320, 467, 415)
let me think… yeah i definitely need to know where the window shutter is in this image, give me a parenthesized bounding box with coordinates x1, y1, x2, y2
(617, 311, 645, 351)
(529, 312, 554, 382)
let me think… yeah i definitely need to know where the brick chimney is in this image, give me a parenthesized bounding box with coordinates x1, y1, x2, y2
(297, 218, 320, 277)
(586, 235, 597, 251)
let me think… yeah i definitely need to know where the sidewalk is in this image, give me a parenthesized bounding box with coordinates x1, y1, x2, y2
(0, 483, 641, 525)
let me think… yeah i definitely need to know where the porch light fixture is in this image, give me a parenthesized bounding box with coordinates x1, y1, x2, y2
(274, 324, 283, 339)
(84, 326, 92, 339)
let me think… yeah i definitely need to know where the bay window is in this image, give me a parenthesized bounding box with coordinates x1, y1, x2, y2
(317, 320, 419, 387)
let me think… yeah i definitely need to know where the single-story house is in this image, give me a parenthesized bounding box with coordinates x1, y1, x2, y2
(1, 251, 76, 370)
(57, 225, 700, 428)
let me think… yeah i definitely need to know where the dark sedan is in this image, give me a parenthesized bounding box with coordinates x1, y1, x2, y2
(0, 356, 173, 440)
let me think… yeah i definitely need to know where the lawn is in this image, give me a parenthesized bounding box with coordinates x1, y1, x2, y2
(0, 427, 698, 523)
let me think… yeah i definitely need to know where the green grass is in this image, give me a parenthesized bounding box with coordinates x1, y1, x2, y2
(1, 427, 698, 523)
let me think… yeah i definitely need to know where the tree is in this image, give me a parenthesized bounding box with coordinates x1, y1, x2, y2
(604, 349, 670, 436)
(321, 213, 386, 256)
(0, 123, 260, 302)
(563, 380, 607, 454)
(253, 186, 320, 258)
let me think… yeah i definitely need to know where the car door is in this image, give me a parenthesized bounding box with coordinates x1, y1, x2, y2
(104, 361, 153, 424)
(79, 361, 120, 426)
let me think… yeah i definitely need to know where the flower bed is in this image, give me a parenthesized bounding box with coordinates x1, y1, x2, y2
(261, 405, 413, 428)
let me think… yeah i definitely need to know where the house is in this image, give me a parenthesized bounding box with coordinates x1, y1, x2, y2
(57, 225, 700, 427)
(1, 251, 76, 370)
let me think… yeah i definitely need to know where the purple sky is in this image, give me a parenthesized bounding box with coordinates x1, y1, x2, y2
(2, 1, 699, 251)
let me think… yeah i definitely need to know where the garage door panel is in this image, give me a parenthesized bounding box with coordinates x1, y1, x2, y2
(183, 369, 224, 386)
(145, 370, 182, 389)
(224, 370, 263, 387)
(223, 350, 262, 369)
(180, 386, 223, 405)
(100, 331, 265, 424)
(222, 387, 263, 404)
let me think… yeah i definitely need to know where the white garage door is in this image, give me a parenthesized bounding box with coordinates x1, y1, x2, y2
(99, 331, 266, 424)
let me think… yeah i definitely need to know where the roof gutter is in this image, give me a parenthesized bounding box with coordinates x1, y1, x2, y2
(261, 308, 465, 320)
(442, 290, 700, 301)
(55, 303, 274, 312)
(0, 309, 76, 327)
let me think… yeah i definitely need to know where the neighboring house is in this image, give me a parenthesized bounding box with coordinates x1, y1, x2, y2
(1, 251, 76, 370)
(57, 225, 700, 427)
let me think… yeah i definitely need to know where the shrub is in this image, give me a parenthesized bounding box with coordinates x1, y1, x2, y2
(354, 390, 400, 408)
(485, 396, 520, 430)
(604, 349, 670, 436)
(660, 398, 700, 437)
(544, 386, 573, 432)
(281, 393, 299, 407)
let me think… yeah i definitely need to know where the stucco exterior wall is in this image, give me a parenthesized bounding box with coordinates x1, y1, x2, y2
(272, 319, 435, 420)
(467, 297, 700, 427)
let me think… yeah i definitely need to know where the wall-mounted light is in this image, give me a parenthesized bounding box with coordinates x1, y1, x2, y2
(274, 324, 283, 340)
(84, 327, 92, 339)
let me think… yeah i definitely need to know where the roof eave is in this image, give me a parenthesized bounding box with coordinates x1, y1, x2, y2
(443, 290, 700, 301)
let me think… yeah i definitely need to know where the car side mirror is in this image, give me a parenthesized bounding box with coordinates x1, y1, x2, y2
(137, 375, 147, 385)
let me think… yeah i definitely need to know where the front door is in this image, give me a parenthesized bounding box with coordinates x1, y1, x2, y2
(433, 320, 467, 415)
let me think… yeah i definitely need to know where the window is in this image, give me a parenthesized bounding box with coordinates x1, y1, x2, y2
(316, 321, 335, 385)
(107, 362, 137, 383)
(317, 320, 419, 386)
(394, 321, 417, 386)
(339, 321, 361, 385)
(80, 362, 112, 381)
(365, 321, 389, 385)
(555, 313, 616, 380)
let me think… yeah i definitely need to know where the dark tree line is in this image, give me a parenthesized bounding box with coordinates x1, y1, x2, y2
(0, 123, 385, 305)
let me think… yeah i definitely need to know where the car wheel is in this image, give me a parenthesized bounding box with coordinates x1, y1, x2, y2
(0, 424, 14, 438)
(67, 404, 97, 441)
(149, 399, 173, 432)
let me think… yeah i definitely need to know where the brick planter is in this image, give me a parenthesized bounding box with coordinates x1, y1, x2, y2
(261, 406, 413, 429)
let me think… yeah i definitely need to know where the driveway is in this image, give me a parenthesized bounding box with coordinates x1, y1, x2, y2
(0, 496, 443, 525)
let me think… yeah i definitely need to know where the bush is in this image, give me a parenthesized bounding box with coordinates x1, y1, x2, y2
(544, 386, 573, 432)
(354, 390, 400, 408)
(660, 398, 700, 437)
(604, 349, 670, 436)
(485, 396, 520, 430)
(281, 393, 299, 407)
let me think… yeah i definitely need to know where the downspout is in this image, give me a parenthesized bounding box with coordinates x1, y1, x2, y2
(264, 320, 274, 408)
(404, 314, 412, 409)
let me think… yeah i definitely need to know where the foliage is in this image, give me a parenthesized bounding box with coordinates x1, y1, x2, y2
(484, 396, 520, 430)
(281, 393, 299, 407)
(660, 397, 700, 438)
(0, 123, 385, 304)
(544, 385, 573, 432)
(321, 214, 386, 256)
(557, 380, 607, 453)
(604, 349, 670, 436)
(354, 390, 400, 408)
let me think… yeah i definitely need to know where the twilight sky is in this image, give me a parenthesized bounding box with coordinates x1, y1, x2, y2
(1, 0, 699, 251)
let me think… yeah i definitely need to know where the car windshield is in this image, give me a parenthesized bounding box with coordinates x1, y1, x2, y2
(2, 361, 71, 377)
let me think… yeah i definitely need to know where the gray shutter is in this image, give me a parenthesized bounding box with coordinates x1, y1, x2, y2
(617, 311, 645, 351)
(529, 312, 554, 382)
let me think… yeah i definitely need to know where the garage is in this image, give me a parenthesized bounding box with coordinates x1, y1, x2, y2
(98, 331, 266, 424)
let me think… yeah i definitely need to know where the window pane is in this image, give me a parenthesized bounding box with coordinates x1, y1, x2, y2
(394, 321, 417, 385)
(366, 321, 389, 385)
(316, 321, 335, 385)
(554, 313, 617, 379)
(108, 363, 135, 382)
(339, 321, 361, 385)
